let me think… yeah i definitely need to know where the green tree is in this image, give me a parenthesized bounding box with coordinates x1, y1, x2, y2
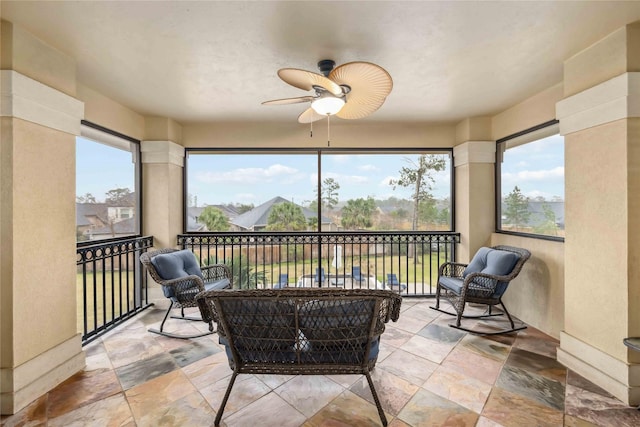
(389, 155, 446, 231)
(266, 202, 307, 231)
(321, 177, 340, 210)
(76, 193, 97, 203)
(341, 197, 376, 229)
(234, 203, 254, 214)
(390, 207, 409, 227)
(199, 206, 230, 231)
(417, 197, 438, 226)
(438, 207, 450, 226)
(105, 187, 134, 206)
(533, 202, 559, 236)
(205, 256, 265, 289)
(503, 186, 531, 230)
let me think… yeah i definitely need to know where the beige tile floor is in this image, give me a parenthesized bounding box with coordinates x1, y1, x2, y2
(3, 299, 640, 427)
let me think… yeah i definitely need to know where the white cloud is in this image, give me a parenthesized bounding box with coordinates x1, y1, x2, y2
(196, 164, 300, 184)
(330, 155, 350, 164)
(380, 175, 397, 186)
(358, 164, 379, 172)
(503, 166, 564, 181)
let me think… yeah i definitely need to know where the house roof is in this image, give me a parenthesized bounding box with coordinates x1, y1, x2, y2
(4, 2, 640, 125)
(90, 217, 137, 236)
(186, 205, 241, 232)
(76, 203, 107, 227)
(231, 196, 331, 230)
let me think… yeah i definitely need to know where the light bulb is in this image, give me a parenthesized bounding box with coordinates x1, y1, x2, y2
(311, 96, 345, 115)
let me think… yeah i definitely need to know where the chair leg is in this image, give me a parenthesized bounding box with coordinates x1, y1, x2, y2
(215, 371, 238, 426)
(159, 301, 174, 332)
(170, 306, 203, 322)
(365, 372, 387, 426)
(499, 300, 527, 333)
(148, 301, 215, 339)
(448, 301, 527, 335)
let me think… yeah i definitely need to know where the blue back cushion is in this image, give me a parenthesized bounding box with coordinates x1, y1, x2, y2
(463, 247, 518, 277)
(483, 250, 519, 277)
(463, 247, 492, 277)
(151, 250, 203, 280)
(462, 247, 520, 297)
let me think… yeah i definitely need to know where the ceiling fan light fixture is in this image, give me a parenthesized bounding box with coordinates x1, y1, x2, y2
(311, 96, 345, 115)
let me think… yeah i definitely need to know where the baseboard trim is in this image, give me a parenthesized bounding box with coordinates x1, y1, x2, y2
(558, 332, 640, 405)
(0, 334, 85, 415)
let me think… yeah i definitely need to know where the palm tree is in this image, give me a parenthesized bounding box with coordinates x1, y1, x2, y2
(199, 206, 230, 231)
(204, 255, 265, 289)
(341, 197, 376, 229)
(266, 202, 307, 231)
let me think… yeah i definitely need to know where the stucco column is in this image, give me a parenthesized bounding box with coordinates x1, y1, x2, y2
(556, 22, 640, 405)
(454, 118, 495, 262)
(141, 139, 185, 250)
(0, 21, 85, 414)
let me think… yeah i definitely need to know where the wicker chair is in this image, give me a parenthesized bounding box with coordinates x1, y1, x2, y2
(431, 245, 531, 335)
(140, 248, 232, 339)
(196, 288, 402, 426)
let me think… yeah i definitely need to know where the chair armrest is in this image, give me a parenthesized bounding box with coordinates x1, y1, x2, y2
(153, 275, 205, 291)
(153, 275, 206, 304)
(460, 271, 512, 297)
(201, 264, 232, 285)
(195, 290, 221, 326)
(438, 262, 467, 278)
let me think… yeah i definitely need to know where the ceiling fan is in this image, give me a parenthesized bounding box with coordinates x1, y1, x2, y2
(262, 59, 393, 125)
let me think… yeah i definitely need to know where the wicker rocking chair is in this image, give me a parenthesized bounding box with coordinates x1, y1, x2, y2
(431, 245, 531, 335)
(140, 248, 232, 339)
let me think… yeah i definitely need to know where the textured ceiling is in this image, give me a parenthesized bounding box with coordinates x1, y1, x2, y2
(4, 1, 640, 125)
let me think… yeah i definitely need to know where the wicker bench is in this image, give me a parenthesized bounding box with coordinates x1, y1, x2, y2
(196, 288, 402, 426)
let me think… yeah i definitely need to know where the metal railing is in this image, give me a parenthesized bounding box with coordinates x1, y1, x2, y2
(178, 231, 459, 296)
(76, 235, 154, 345)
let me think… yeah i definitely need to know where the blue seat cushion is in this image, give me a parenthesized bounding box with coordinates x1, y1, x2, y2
(204, 278, 230, 291)
(439, 276, 464, 294)
(301, 336, 380, 364)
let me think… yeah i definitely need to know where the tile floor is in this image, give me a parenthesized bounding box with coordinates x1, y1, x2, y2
(2, 299, 640, 427)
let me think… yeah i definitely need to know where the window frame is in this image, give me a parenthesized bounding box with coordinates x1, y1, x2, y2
(183, 147, 455, 234)
(77, 120, 142, 241)
(495, 119, 564, 242)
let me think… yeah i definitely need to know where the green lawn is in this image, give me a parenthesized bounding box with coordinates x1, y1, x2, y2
(76, 270, 137, 335)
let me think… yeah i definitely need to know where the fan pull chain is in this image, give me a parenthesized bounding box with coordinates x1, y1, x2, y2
(310, 117, 313, 138)
(327, 114, 331, 147)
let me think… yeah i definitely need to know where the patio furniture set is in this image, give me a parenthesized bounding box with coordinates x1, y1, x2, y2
(141, 244, 530, 425)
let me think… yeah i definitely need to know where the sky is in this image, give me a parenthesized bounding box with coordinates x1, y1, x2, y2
(186, 152, 453, 207)
(76, 134, 564, 206)
(500, 134, 564, 200)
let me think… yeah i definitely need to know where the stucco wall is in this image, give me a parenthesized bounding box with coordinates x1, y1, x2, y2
(564, 119, 630, 359)
(492, 83, 563, 140)
(489, 83, 566, 339)
(491, 233, 564, 338)
(183, 121, 456, 148)
(76, 83, 145, 141)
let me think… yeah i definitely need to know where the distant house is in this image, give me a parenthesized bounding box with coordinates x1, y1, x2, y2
(230, 196, 335, 231)
(76, 202, 137, 240)
(186, 204, 241, 232)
